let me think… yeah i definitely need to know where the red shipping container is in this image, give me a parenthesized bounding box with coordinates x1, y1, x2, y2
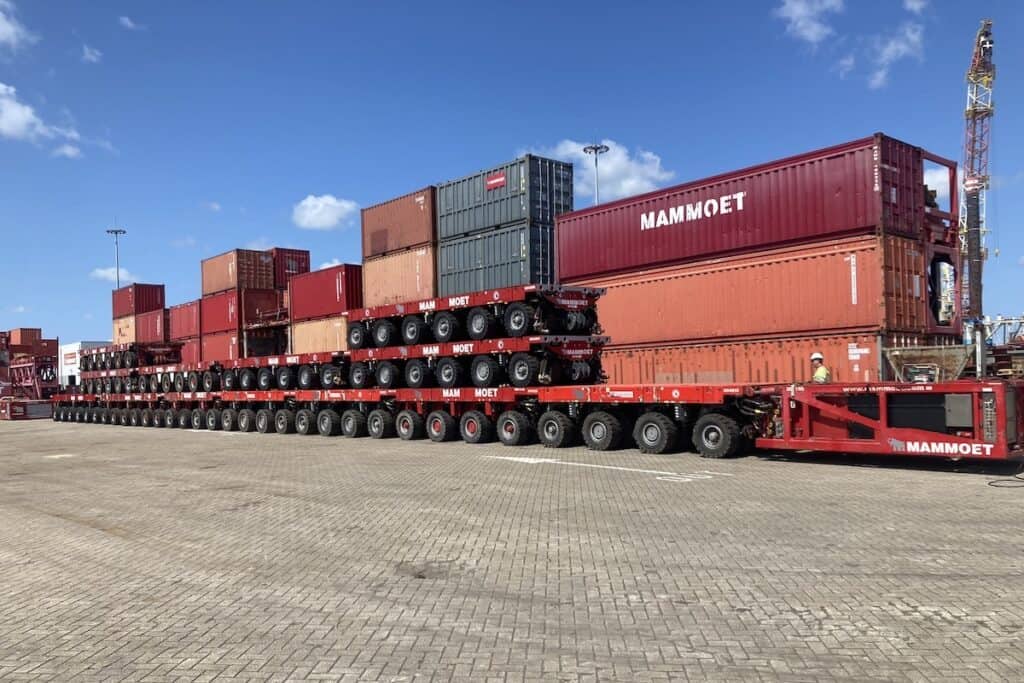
(9, 328, 42, 346)
(200, 289, 280, 335)
(362, 186, 436, 258)
(135, 308, 169, 343)
(201, 332, 238, 362)
(556, 133, 957, 281)
(180, 338, 201, 365)
(34, 339, 59, 356)
(269, 247, 311, 289)
(288, 264, 363, 322)
(111, 284, 165, 320)
(169, 300, 201, 341)
(201, 249, 275, 295)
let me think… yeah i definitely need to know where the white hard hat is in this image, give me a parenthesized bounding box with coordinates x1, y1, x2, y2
(810, 352, 824, 361)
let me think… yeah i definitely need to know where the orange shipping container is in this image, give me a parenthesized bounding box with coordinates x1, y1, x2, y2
(201, 249, 275, 296)
(362, 245, 437, 307)
(9, 328, 42, 346)
(290, 316, 348, 354)
(362, 187, 436, 258)
(569, 235, 959, 346)
(112, 316, 136, 345)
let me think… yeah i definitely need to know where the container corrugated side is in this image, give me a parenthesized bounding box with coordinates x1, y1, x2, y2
(362, 245, 437, 307)
(8, 328, 41, 346)
(556, 133, 957, 281)
(201, 332, 238, 362)
(362, 187, 436, 258)
(437, 221, 555, 296)
(111, 284, 165, 320)
(201, 249, 275, 295)
(134, 308, 169, 343)
(112, 316, 136, 345)
(436, 155, 573, 240)
(288, 264, 363, 322)
(200, 289, 280, 334)
(269, 248, 311, 289)
(180, 338, 201, 365)
(169, 300, 201, 340)
(290, 316, 348, 354)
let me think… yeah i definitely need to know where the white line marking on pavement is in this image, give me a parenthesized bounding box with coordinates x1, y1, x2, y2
(486, 456, 734, 483)
(43, 453, 78, 459)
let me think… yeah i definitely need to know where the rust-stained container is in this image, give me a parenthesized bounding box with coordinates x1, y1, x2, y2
(362, 245, 437, 307)
(9, 328, 42, 346)
(180, 338, 201, 366)
(268, 247, 311, 289)
(134, 308, 169, 343)
(35, 339, 58, 357)
(201, 249, 275, 296)
(169, 300, 201, 341)
(201, 332, 239, 362)
(571, 236, 960, 345)
(112, 284, 165, 320)
(200, 289, 280, 335)
(112, 316, 136, 345)
(290, 316, 348, 354)
(288, 264, 363, 322)
(556, 133, 958, 281)
(362, 187, 436, 258)
(601, 331, 960, 385)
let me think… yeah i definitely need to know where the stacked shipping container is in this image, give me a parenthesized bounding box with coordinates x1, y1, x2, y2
(110, 284, 167, 345)
(361, 187, 438, 307)
(287, 264, 363, 354)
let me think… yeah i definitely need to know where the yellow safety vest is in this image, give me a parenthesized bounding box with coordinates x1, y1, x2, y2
(813, 365, 832, 384)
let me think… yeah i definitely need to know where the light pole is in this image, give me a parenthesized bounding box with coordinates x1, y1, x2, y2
(583, 143, 610, 206)
(106, 228, 127, 288)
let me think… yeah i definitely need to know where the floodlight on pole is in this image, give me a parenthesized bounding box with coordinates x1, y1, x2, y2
(583, 143, 610, 205)
(106, 228, 127, 288)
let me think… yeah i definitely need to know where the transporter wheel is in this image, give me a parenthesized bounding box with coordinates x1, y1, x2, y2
(426, 410, 457, 443)
(205, 409, 222, 431)
(375, 361, 401, 389)
(316, 409, 341, 436)
(275, 366, 295, 390)
(508, 353, 540, 388)
(371, 319, 397, 348)
(367, 409, 395, 439)
(177, 409, 192, 429)
(149, 375, 161, 393)
(274, 409, 296, 435)
(319, 364, 340, 388)
(692, 412, 741, 459)
(435, 357, 465, 389)
(93, 407, 105, 424)
(153, 409, 165, 428)
(503, 302, 535, 337)
(466, 307, 496, 340)
(52, 406, 62, 422)
(163, 409, 177, 428)
(112, 352, 124, 369)
(432, 311, 459, 343)
(297, 365, 318, 390)
(129, 409, 143, 427)
(140, 409, 154, 427)
(173, 374, 186, 393)
(341, 409, 367, 438)
(395, 409, 425, 441)
(401, 315, 427, 345)
(460, 411, 495, 444)
(404, 359, 431, 388)
(185, 372, 200, 393)
(78, 407, 89, 423)
(239, 369, 257, 390)
(111, 378, 122, 394)
(347, 323, 367, 350)
(95, 407, 108, 424)
(123, 351, 137, 368)
(582, 411, 623, 451)
(222, 369, 238, 390)
(202, 371, 220, 392)
(237, 409, 257, 433)
(295, 408, 315, 435)
(92, 407, 103, 423)
(470, 355, 503, 388)
(221, 408, 238, 432)
(255, 409, 274, 434)
(497, 410, 533, 447)
(348, 362, 372, 389)
(633, 412, 679, 455)
(257, 368, 274, 391)
(190, 409, 205, 430)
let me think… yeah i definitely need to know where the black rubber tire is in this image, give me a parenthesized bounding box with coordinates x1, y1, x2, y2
(341, 409, 367, 438)
(367, 409, 395, 439)
(317, 409, 341, 436)
(112, 352, 123, 369)
(692, 412, 741, 459)
(508, 353, 540, 388)
(257, 368, 275, 391)
(496, 410, 533, 446)
(347, 323, 367, 350)
(460, 410, 495, 444)
(503, 302, 535, 337)
(255, 409, 274, 434)
(295, 409, 315, 435)
(173, 374, 186, 393)
(190, 409, 205, 430)
(222, 370, 238, 390)
(123, 350, 137, 368)
(581, 411, 624, 451)
(141, 409, 154, 427)
(432, 311, 459, 343)
(177, 409, 192, 429)
(466, 307, 496, 340)
(206, 409, 222, 431)
(202, 371, 220, 392)
(239, 369, 257, 390)
(79, 407, 90, 423)
(401, 315, 427, 345)
(470, 355, 502, 388)
(375, 361, 401, 389)
(426, 410, 457, 442)
(148, 375, 161, 393)
(348, 362, 372, 389)
(221, 408, 238, 432)
(371, 319, 397, 348)
(153, 409, 165, 428)
(99, 408, 111, 424)
(111, 378, 121, 394)
(238, 409, 257, 433)
(187, 372, 202, 393)
(297, 365, 318, 390)
(275, 409, 296, 435)
(404, 359, 432, 388)
(129, 409, 143, 427)
(275, 366, 295, 391)
(319, 364, 340, 389)
(633, 412, 679, 455)
(395, 409, 425, 441)
(51, 407, 61, 422)
(435, 357, 465, 389)
(164, 409, 178, 427)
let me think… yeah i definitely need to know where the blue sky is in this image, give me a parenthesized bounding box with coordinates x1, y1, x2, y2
(1, 0, 1021, 342)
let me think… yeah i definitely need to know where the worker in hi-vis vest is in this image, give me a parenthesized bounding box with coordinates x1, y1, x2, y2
(810, 352, 832, 383)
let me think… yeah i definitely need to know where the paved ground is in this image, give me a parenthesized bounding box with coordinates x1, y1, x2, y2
(1, 421, 1023, 682)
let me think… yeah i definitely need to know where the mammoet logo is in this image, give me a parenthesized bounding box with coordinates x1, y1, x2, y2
(474, 388, 498, 398)
(441, 388, 461, 398)
(904, 441, 994, 457)
(420, 345, 440, 356)
(452, 343, 474, 354)
(448, 295, 470, 307)
(418, 300, 436, 311)
(640, 191, 747, 231)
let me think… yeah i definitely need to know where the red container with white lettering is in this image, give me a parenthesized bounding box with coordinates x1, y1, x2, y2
(556, 133, 957, 282)
(287, 264, 363, 322)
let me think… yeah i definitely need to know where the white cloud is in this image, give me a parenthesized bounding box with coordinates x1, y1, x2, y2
(531, 138, 674, 202)
(319, 258, 342, 270)
(89, 267, 139, 284)
(836, 54, 855, 78)
(292, 194, 359, 230)
(118, 16, 144, 31)
(81, 44, 102, 64)
(52, 143, 81, 159)
(245, 236, 273, 251)
(774, 0, 844, 46)
(923, 167, 951, 202)
(0, 0, 36, 52)
(903, 0, 927, 13)
(10, 304, 26, 313)
(1017, 256, 1024, 267)
(869, 23, 924, 89)
(204, 201, 222, 212)
(171, 236, 196, 248)
(0, 81, 80, 145)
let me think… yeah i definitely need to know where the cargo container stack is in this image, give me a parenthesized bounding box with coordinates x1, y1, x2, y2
(200, 249, 286, 361)
(111, 284, 167, 345)
(435, 155, 573, 296)
(361, 187, 439, 307)
(557, 133, 962, 384)
(3, 327, 60, 400)
(288, 264, 363, 354)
